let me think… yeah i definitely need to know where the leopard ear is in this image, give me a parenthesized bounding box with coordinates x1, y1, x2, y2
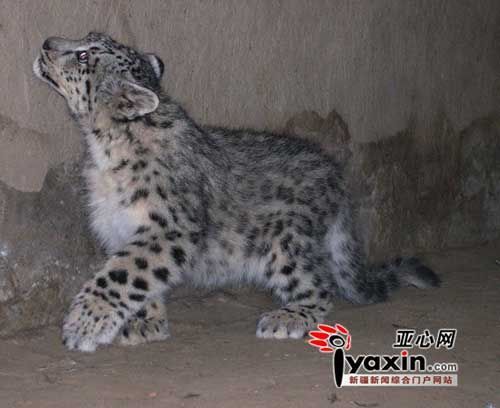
(145, 53, 165, 80)
(113, 81, 159, 119)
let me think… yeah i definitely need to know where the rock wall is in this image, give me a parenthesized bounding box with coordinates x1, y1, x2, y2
(1, 0, 499, 334)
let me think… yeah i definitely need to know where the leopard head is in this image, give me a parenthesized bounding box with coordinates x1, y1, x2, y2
(33, 32, 165, 123)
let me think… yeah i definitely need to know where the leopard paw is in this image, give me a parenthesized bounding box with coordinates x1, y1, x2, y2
(62, 290, 127, 352)
(118, 314, 170, 346)
(256, 308, 318, 339)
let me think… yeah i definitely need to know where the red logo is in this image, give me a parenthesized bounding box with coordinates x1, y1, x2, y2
(308, 323, 351, 353)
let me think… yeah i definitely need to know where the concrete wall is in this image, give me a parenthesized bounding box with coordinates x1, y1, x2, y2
(1, 0, 499, 334)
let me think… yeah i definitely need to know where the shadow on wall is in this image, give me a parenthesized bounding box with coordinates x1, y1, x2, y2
(285, 110, 500, 261)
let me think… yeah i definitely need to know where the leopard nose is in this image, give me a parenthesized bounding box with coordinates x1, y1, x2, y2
(42, 37, 68, 52)
(41, 36, 80, 52)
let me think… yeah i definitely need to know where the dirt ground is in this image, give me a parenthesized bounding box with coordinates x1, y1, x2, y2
(0, 241, 498, 408)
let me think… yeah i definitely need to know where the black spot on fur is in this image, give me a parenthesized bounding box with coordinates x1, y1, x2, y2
(171, 246, 186, 266)
(264, 264, 274, 279)
(159, 120, 173, 128)
(189, 232, 200, 244)
(149, 212, 168, 228)
(280, 262, 296, 276)
(153, 267, 169, 282)
(135, 257, 148, 270)
(109, 290, 121, 299)
(130, 188, 149, 203)
(124, 126, 136, 142)
(132, 160, 148, 171)
(168, 206, 179, 224)
(296, 215, 314, 237)
(155, 157, 169, 169)
(136, 225, 151, 234)
(276, 185, 295, 204)
(280, 233, 294, 251)
(135, 146, 150, 155)
(294, 290, 313, 301)
(129, 293, 146, 302)
(156, 185, 167, 199)
(273, 220, 284, 237)
(133, 277, 149, 291)
(131, 240, 147, 247)
(257, 242, 272, 256)
(136, 308, 147, 319)
(109, 269, 128, 284)
(96, 277, 108, 289)
(115, 250, 130, 257)
(149, 242, 162, 253)
(285, 277, 299, 292)
(165, 230, 182, 241)
(93, 290, 109, 303)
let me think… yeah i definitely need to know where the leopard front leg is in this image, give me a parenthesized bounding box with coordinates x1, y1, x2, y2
(63, 238, 184, 352)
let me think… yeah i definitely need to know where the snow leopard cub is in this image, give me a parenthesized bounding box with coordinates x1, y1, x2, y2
(33, 32, 439, 352)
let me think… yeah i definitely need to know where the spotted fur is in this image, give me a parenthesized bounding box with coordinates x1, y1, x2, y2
(33, 32, 440, 352)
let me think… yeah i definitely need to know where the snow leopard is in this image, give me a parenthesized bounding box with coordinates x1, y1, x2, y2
(33, 32, 440, 352)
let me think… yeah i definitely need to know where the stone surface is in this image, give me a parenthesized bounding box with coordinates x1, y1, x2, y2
(0, 165, 101, 336)
(0, 113, 51, 192)
(0, 0, 499, 334)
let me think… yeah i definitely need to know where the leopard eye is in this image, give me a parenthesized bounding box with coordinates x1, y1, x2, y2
(76, 51, 88, 64)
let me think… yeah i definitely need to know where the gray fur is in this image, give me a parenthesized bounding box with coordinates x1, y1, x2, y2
(33, 32, 439, 352)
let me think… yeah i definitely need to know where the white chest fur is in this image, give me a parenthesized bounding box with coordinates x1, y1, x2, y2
(84, 136, 142, 254)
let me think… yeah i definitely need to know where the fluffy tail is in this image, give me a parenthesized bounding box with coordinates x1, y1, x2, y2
(366, 257, 441, 301)
(326, 220, 440, 304)
(332, 256, 441, 305)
